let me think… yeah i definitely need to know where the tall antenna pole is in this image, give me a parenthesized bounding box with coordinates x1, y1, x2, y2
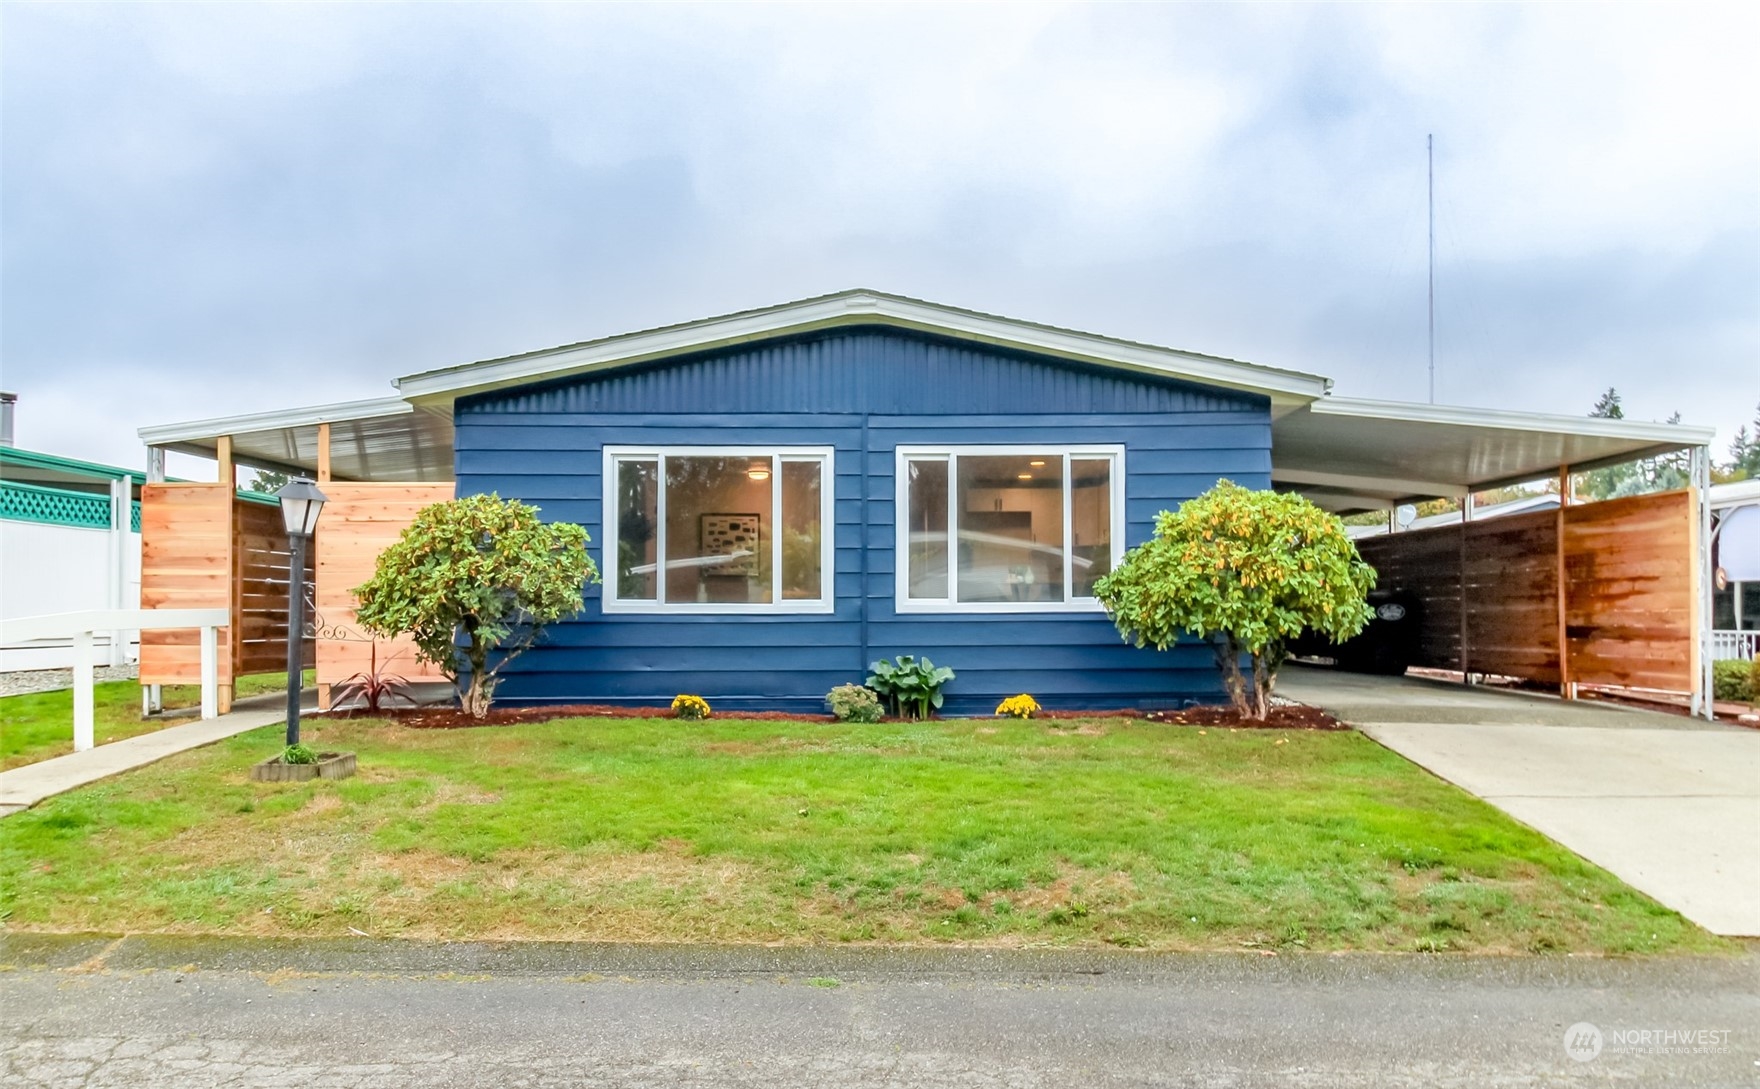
(1427, 133, 1435, 404)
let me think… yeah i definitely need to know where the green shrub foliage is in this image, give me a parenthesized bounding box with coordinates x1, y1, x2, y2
(1712, 658, 1757, 704)
(1093, 481, 1376, 719)
(353, 494, 597, 718)
(282, 743, 318, 765)
(827, 683, 884, 723)
(866, 656, 955, 720)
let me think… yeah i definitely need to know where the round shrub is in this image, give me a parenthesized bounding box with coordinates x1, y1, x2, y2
(827, 684, 883, 723)
(671, 694, 712, 720)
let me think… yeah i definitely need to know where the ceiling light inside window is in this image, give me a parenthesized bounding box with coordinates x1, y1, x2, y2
(1029, 460, 1046, 468)
(1017, 473, 1033, 480)
(747, 464, 771, 482)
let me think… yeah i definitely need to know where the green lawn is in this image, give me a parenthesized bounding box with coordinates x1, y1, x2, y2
(0, 673, 310, 771)
(0, 713, 1727, 954)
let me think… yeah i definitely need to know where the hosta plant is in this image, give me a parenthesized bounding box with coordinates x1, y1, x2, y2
(866, 655, 955, 720)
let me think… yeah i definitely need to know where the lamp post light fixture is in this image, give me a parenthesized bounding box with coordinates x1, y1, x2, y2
(275, 477, 327, 746)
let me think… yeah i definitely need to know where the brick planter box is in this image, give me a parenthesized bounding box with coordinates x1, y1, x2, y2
(250, 752, 357, 783)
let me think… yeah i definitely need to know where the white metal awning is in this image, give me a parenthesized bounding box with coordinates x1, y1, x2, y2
(137, 397, 454, 483)
(1271, 397, 1714, 512)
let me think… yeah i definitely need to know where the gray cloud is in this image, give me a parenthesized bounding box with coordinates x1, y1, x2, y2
(2, 2, 1754, 472)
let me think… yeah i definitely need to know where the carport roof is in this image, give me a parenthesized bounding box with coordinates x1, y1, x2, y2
(1272, 397, 1714, 512)
(133, 293, 1714, 501)
(136, 397, 455, 483)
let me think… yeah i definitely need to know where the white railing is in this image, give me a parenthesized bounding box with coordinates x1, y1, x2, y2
(1712, 630, 1760, 662)
(0, 608, 228, 752)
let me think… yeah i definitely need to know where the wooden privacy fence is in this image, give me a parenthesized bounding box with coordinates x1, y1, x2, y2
(139, 484, 314, 710)
(138, 480, 454, 712)
(1355, 489, 1700, 692)
(313, 482, 454, 707)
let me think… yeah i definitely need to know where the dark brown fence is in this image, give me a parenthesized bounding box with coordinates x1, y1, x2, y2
(1355, 490, 1697, 692)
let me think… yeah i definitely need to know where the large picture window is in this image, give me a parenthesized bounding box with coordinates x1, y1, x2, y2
(896, 445, 1124, 612)
(603, 447, 834, 613)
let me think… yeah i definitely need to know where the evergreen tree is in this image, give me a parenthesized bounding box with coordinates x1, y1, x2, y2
(1580, 388, 1633, 500)
(1742, 401, 1760, 476)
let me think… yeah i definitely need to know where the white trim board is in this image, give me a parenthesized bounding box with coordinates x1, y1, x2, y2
(893, 443, 1125, 615)
(395, 290, 1332, 413)
(599, 445, 837, 616)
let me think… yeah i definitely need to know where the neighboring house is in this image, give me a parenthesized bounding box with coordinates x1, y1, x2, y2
(1345, 492, 1562, 539)
(1712, 479, 1760, 661)
(0, 395, 143, 671)
(134, 291, 1717, 713)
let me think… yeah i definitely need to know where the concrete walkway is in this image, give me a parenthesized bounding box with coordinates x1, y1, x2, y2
(1279, 665, 1760, 937)
(0, 693, 307, 818)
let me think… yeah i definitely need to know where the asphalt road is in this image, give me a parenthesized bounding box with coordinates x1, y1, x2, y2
(2, 938, 1756, 1087)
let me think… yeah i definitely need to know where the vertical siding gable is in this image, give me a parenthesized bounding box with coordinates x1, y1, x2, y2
(456, 327, 1267, 418)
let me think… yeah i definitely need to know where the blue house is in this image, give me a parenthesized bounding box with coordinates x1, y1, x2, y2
(422, 292, 1325, 713)
(139, 290, 1715, 714)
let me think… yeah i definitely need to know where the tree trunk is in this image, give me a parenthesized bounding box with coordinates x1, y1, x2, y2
(462, 672, 495, 718)
(1249, 651, 1271, 720)
(1212, 636, 1251, 718)
(461, 631, 496, 719)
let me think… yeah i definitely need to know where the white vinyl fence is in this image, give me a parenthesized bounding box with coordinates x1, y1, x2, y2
(0, 609, 227, 751)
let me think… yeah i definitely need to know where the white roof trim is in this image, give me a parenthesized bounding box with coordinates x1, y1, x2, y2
(393, 289, 1332, 409)
(1711, 479, 1760, 510)
(139, 397, 413, 447)
(1270, 467, 1470, 499)
(1311, 396, 1716, 446)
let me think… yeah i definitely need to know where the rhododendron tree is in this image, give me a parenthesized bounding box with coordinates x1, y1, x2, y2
(1093, 481, 1375, 719)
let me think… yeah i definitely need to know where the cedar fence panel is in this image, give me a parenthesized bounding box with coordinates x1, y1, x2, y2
(139, 483, 233, 685)
(1354, 489, 1694, 694)
(314, 483, 455, 696)
(1563, 491, 1694, 691)
(1355, 527, 1462, 668)
(233, 499, 313, 676)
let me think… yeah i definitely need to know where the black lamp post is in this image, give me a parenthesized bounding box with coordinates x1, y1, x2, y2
(276, 477, 327, 746)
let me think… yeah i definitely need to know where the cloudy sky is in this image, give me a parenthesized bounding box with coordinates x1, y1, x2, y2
(3, 2, 1756, 475)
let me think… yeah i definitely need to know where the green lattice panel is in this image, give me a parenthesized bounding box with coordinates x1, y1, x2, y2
(0, 481, 116, 529)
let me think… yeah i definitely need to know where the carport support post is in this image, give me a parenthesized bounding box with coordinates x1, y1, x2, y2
(1556, 466, 1574, 700)
(315, 422, 332, 712)
(1459, 492, 1474, 685)
(1690, 446, 1713, 720)
(143, 447, 164, 716)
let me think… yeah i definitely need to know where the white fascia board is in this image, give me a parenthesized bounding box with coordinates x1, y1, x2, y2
(1311, 396, 1716, 446)
(138, 396, 414, 447)
(1710, 480, 1760, 510)
(1270, 467, 1468, 498)
(394, 290, 1332, 407)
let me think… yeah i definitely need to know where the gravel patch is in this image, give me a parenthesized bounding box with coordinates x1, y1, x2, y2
(0, 664, 138, 698)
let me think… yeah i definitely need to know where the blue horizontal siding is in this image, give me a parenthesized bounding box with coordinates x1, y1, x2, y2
(455, 327, 1271, 711)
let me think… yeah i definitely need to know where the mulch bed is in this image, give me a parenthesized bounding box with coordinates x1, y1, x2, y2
(1141, 704, 1348, 730)
(323, 702, 1347, 731)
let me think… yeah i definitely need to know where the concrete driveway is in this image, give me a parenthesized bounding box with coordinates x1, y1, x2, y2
(1278, 665, 1760, 938)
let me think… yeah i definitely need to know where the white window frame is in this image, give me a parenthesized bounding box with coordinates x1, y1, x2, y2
(602, 445, 836, 615)
(893, 444, 1125, 614)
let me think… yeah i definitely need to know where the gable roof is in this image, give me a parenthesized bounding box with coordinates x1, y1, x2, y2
(393, 289, 1333, 415)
